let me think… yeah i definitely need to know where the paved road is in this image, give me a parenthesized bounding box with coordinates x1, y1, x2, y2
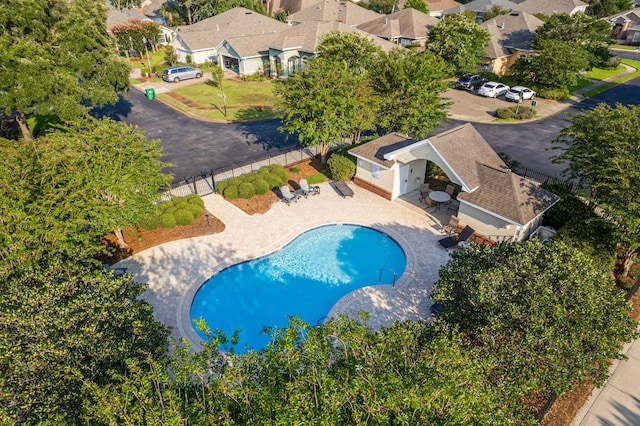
(94, 74, 640, 183)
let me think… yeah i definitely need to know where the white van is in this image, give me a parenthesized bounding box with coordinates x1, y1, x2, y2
(162, 66, 203, 83)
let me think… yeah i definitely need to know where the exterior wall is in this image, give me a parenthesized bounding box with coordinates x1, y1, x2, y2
(486, 50, 530, 76)
(239, 56, 266, 75)
(269, 48, 314, 77)
(354, 159, 395, 197)
(192, 49, 217, 64)
(457, 203, 519, 242)
(394, 160, 427, 198)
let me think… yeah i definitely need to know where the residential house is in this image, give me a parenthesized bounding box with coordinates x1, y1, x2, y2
(288, 0, 382, 26)
(348, 123, 559, 242)
(513, 0, 588, 17)
(356, 8, 439, 47)
(106, 4, 173, 45)
(480, 11, 544, 75)
(267, 0, 324, 16)
(426, 0, 463, 18)
(443, 0, 519, 22)
(605, 8, 640, 45)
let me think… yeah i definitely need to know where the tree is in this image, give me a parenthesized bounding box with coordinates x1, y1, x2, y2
(0, 0, 130, 140)
(111, 19, 162, 59)
(405, 0, 429, 14)
(369, 0, 399, 14)
(316, 31, 383, 76)
(586, 0, 633, 18)
(0, 256, 169, 423)
(0, 117, 173, 262)
(371, 49, 450, 137)
(553, 103, 640, 277)
(483, 5, 509, 21)
(188, 0, 266, 22)
(534, 12, 613, 68)
(432, 240, 636, 409)
(425, 13, 491, 75)
(274, 58, 375, 163)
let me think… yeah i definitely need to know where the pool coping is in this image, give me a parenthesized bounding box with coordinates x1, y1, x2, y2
(177, 221, 418, 349)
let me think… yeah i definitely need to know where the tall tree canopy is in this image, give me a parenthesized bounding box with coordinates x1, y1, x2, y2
(0, 117, 173, 264)
(185, 0, 266, 22)
(553, 103, 640, 276)
(432, 240, 636, 407)
(586, 0, 634, 18)
(405, 0, 429, 14)
(0, 0, 130, 139)
(425, 13, 490, 75)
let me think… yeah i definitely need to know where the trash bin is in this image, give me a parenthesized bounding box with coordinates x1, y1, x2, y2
(145, 88, 155, 100)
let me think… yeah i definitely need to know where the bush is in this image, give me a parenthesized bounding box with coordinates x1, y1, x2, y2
(159, 213, 177, 228)
(139, 215, 160, 231)
(496, 107, 515, 119)
(253, 178, 270, 195)
(537, 86, 570, 100)
(327, 154, 356, 181)
(186, 203, 203, 218)
(174, 209, 194, 226)
(186, 194, 204, 207)
(264, 173, 283, 189)
(268, 164, 289, 182)
(554, 217, 618, 273)
(216, 179, 228, 194)
(496, 106, 534, 120)
(241, 73, 268, 82)
(306, 172, 327, 185)
(173, 196, 188, 207)
(605, 55, 621, 70)
(156, 200, 173, 213)
(164, 206, 177, 215)
(238, 182, 255, 198)
(224, 185, 239, 199)
(290, 166, 301, 174)
(244, 172, 259, 182)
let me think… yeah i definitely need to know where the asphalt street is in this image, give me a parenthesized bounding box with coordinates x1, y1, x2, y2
(94, 74, 640, 183)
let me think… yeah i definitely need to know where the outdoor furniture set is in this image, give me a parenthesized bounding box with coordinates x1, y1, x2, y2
(280, 178, 321, 205)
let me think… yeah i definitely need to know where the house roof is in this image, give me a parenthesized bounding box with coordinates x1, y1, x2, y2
(356, 8, 439, 40)
(174, 7, 288, 51)
(604, 8, 640, 25)
(457, 164, 559, 225)
(481, 11, 544, 58)
(289, 0, 382, 26)
(270, 20, 399, 52)
(444, 0, 518, 14)
(513, 0, 588, 16)
(106, 5, 149, 30)
(269, 0, 324, 15)
(224, 32, 284, 59)
(349, 133, 417, 168)
(426, 0, 463, 13)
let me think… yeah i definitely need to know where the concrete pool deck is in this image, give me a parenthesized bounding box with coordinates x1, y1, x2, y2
(115, 181, 452, 347)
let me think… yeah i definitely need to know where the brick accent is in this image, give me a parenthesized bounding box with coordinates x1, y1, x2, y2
(353, 177, 392, 200)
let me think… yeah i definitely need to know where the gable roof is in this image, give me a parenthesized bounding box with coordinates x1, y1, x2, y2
(349, 133, 417, 168)
(426, 0, 463, 13)
(173, 7, 288, 51)
(289, 0, 382, 26)
(481, 11, 544, 58)
(269, 0, 324, 15)
(513, 0, 588, 16)
(106, 5, 149, 30)
(444, 0, 518, 14)
(270, 21, 399, 52)
(457, 164, 559, 225)
(604, 8, 640, 24)
(356, 8, 439, 40)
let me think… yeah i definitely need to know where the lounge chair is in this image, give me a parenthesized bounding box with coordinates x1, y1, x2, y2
(280, 185, 299, 205)
(438, 225, 475, 250)
(334, 181, 354, 198)
(299, 178, 320, 197)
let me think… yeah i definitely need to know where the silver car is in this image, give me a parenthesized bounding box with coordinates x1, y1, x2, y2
(505, 86, 536, 102)
(162, 66, 203, 83)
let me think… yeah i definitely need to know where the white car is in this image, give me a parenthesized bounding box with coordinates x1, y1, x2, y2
(505, 86, 536, 102)
(478, 82, 510, 98)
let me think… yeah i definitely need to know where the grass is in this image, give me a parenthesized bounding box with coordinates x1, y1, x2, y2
(582, 58, 640, 97)
(584, 65, 624, 81)
(610, 44, 640, 51)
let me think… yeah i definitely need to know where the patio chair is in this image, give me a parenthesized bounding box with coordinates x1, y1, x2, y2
(299, 178, 320, 197)
(419, 183, 430, 202)
(447, 199, 460, 214)
(445, 184, 455, 200)
(423, 196, 436, 212)
(443, 215, 460, 235)
(334, 181, 354, 198)
(438, 225, 475, 250)
(280, 185, 299, 205)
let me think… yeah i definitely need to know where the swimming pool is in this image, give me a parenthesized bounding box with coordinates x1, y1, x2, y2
(190, 224, 407, 352)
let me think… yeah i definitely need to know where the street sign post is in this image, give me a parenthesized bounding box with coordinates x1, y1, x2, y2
(217, 93, 227, 117)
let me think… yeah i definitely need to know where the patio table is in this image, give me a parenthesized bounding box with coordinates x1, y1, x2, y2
(429, 191, 451, 210)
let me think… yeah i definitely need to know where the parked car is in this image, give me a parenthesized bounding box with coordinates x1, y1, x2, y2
(162, 66, 203, 83)
(478, 81, 510, 98)
(455, 74, 487, 91)
(505, 85, 536, 102)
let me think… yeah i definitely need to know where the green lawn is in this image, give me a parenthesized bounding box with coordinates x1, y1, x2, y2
(610, 44, 640, 51)
(582, 59, 640, 97)
(584, 65, 624, 80)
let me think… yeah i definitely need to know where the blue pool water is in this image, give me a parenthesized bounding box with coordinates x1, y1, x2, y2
(190, 224, 406, 352)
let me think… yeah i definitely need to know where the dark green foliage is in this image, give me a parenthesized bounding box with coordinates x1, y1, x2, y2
(327, 154, 356, 181)
(496, 105, 534, 120)
(604, 55, 622, 70)
(159, 212, 177, 228)
(253, 178, 270, 195)
(223, 185, 239, 199)
(554, 217, 618, 273)
(238, 182, 255, 199)
(174, 209, 194, 226)
(541, 181, 594, 229)
(306, 172, 327, 185)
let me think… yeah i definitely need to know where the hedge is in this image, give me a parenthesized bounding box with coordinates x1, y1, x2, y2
(217, 164, 288, 199)
(327, 154, 356, 181)
(139, 195, 205, 230)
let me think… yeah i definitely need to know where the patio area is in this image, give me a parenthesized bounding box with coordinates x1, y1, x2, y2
(115, 181, 455, 347)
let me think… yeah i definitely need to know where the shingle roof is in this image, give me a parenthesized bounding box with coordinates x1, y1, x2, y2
(356, 8, 439, 40)
(457, 164, 559, 225)
(426, 0, 463, 13)
(269, 0, 323, 15)
(174, 7, 288, 51)
(270, 20, 399, 52)
(604, 8, 640, 24)
(349, 133, 417, 168)
(106, 6, 149, 29)
(427, 123, 506, 191)
(290, 0, 382, 26)
(481, 11, 544, 58)
(513, 0, 588, 16)
(444, 0, 518, 14)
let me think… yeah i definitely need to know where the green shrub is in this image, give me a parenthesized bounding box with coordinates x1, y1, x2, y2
(605, 55, 621, 69)
(139, 215, 160, 231)
(496, 107, 515, 119)
(173, 196, 188, 207)
(244, 172, 259, 182)
(186, 194, 204, 207)
(227, 177, 243, 187)
(264, 172, 285, 189)
(159, 213, 177, 228)
(306, 172, 327, 185)
(238, 182, 255, 198)
(257, 167, 270, 176)
(268, 164, 289, 182)
(186, 203, 203, 218)
(554, 217, 618, 273)
(174, 209, 194, 226)
(290, 166, 301, 174)
(216, 179, 228, 194)
(537, 86, 570, 100)
(164, 206, 177, 214)
(253, 178, 270, 195)
(156, 200, 173, 213)
(241, 73, 268, 82)
(327, 154, 356, 181)
(496, 106, 534, 120)
(223, 185, 239, 199)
